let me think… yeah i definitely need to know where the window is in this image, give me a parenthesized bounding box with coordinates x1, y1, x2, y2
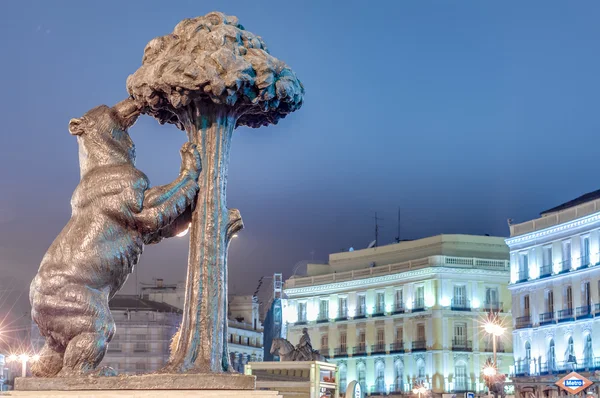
(583, 282, 591, 307)
(135, 362, 146, 373)
(319, 299, 328, 320)
(417, 323, 426, 341)
(548, 339, 556, 371)
(584, 334, 593, 368)
(395, 361, 404, 392)
(454, 322, 467, 343)
(340, 332, 347, 352)
(415, 286, 425, 309)
(357, 362, 366, 390)
(581, 236, 590, 266)
(357, 330, 366, 351)
(485, 287, 499, 306)
(376, 329, 385, 350)
(339, 364, 347, 393)
(543, 246, 553, 268)
(375, 361, 385, 393)
(525, 341, 531, 365)
(565, 286, 573, 310)
(453, 285, 467, 308)
(519, 253, 529, 280)
(546, 290, 554, 314)
(396, 326, 403, 342)
(566, 336, 575, 363)
(395, 289, 403, 309)
(357, 295, 366, 316)
(376, 292, 385, 313)
(298, 302, 307, 322)
(454, 362, 467, 391)
(523, 294, 530, 317)
(320, 334, 328, 349)
(562, 240, 571, 270)
(416, 359, 426, 383)
(338, 297, 347, 318)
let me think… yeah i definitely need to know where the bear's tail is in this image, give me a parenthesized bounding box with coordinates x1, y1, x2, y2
(31, 342, 64, 377)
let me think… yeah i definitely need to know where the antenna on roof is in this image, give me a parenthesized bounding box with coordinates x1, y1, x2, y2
(373, 212, 383, 247)
(395, 207, 401, 243)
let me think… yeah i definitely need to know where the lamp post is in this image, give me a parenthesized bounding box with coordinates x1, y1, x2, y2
(483, 364, 496, 398)
(6, 353, 39, 378)
(483, 317, 506, 369)
(413, 384, 427, 398)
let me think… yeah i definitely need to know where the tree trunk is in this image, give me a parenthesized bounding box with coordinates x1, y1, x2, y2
(164, 100, 243, 373)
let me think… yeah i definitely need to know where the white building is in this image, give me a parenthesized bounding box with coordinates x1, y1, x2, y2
(140, 280, 264, 371)
(283, 234, 513, 396)
(507, 190, 600, 397)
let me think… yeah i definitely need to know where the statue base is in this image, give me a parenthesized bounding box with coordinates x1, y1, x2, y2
(14, 373, 256, 391)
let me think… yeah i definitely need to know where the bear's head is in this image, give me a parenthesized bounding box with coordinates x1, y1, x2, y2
(68, 99, 141, 175)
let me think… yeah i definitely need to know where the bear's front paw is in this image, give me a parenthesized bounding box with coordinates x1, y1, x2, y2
(180, 142, 202, 180)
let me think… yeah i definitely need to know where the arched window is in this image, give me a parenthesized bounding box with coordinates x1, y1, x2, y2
(454, 361, 468, 391)
(548, 339, 556, 372)
(375, 360, 385, 393)
(584, 334, 593, 368)
(566, 336, 575, 360)
(525, 341, 531, 375)
(416, 359, 426, 384)
(394, 360, 404, 392)
(339, 364, 347, 393)
(357, 362, 366, 391)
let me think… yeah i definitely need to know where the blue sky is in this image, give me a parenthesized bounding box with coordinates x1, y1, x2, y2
(0, 1, 599, 304)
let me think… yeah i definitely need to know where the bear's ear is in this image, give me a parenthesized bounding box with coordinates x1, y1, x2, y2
(68, 118, 85, 136)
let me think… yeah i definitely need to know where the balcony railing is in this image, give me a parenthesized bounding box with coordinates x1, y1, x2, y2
(412, 340, 427, 351)
(539, 264, 553, 278)
(336, 310, 348, 320)
(577, 305, 592, 319)
(580, 255, 591, 269)
(515, 357, 600, 377)
(483, 342, 505, 353)
(390, 341, 405, 353)
(539, 311, 555, 325)
(483, 301, 503, 313)
(353, 343, 367, 356)
(371, 343, 386, 354)
(451, 298, 471, 311)
(373, 306, 385, 317)
(515, 315, 532, 329)
(558, 308, 574, 322)
(355, 307, 367, 319)
(413, 299, 426, 312)
(317, 313, 328, 323)
(560, 259, 571, 273)
(393, 302, 405, 314)
(320, 346, 329, 357)
(389, 384, 404, 394)
(333, 346, 348, 357)
(517, 271, 529, 282)
(451, 339, 472, 351)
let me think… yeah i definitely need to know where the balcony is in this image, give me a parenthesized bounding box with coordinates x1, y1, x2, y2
(316, 313, 329, 323)
(451, 298, 471, 311)
(559, 259, 571, 273)
(579, 255, 591, 269)
(516, 357, 600, 377)
(451, 339, 472, 352)
(576, 305, 592, 319)
(296, 317, 307, 325)
(389, 384, 404, 394)
(335, 311, 348, 321)
(558, 308, 574, 322)
(539, 311, 555, 326)
(320, 346, 330, 357)
(412, 299, 426, 313)
(517, 271, 529, 283)
(355, 307, 367, 319)
(390, 341, 405, 353)
(353, 344, 367, 357)
(333, 346, 348, 357)
(483, 301, 503, 313)
(595, 303, 600, 315)
(412, 340, 427, 352)
(372, 306, 386, 317)
(515, 315, 532, 329)
(483, 342, 505, 353)
(371, 343, 387, 354)
(393, 302, 405, 314)
(539, 264, 553, 278)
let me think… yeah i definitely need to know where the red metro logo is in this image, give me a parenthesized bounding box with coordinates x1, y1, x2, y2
(555, 372, 593, 395)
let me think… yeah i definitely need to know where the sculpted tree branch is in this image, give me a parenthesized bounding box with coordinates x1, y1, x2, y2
(127, 11, 304, 373)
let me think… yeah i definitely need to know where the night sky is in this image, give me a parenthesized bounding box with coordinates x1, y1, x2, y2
(1, 1, 600, 321)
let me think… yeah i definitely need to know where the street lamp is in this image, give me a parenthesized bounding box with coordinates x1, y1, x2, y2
(483, 316, 506, 368)
(413, 384, 427, 398)
(6, 353, 38, 378)
(483, 364, 496, 398)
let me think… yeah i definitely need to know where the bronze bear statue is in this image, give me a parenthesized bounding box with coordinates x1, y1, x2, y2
(29, 98, 201, 377)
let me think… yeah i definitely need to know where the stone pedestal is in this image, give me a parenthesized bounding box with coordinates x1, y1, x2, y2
(4, 391, 282, 397)
(15, 373, 255, 391)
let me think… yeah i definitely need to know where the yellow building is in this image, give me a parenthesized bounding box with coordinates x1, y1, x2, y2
(282, 234, 513, 396)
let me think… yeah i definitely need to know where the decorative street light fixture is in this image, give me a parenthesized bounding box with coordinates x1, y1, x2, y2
(483, 315, 506, 367)
(6, 353, 38, 378)
(413, 384, 428, 398)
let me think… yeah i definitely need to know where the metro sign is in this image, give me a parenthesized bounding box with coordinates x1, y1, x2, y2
(555, 372, 593, 395)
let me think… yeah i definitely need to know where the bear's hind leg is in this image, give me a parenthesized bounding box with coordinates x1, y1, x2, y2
(31, 341, 64, 377)
(60, 331, 114, 376)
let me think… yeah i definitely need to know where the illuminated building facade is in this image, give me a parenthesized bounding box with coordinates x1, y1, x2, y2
(283, 235, 513, 396)
(507, 190, 600, 397)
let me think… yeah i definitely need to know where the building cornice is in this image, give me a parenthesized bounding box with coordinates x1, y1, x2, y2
(285, 267, 509, 297)
(506, 212, 600, 247)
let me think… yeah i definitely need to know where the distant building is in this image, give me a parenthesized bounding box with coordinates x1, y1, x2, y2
(507, 190, 600, 397)
(100, 295, 180, 374)
(283, 234, 513, 396)
(141, 280, 264, 371)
